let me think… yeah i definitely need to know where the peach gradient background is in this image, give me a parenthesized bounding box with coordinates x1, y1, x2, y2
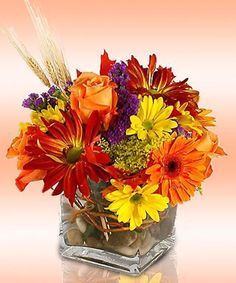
(0, 0, 235, 282)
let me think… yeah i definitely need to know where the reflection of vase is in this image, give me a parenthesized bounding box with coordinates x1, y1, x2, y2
(59, 190, 177, 276)
(62, 249, 178, 283)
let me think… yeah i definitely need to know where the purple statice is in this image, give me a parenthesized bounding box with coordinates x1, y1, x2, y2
(176, 126, 192, 138)
(109, 63, 129, 97)
(66, 80, 73, 87)
(22, 86, 60, 112)
(64, 80, 73, 94)
(108, 62, 129, 87)
(34, 97, 44, 108)
(106, 94, 140, 144)
(29, 93, 39, 100)
(49, 97, 57, 108)
(105, 61, 140, 144)
(41, 92, 50, 99)
(108, 62, 130, 107)
(22, 97, 33, 109)
(48, 86, 57, 95)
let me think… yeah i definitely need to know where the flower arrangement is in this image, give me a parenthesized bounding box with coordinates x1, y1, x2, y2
(7, 43, 225, 228)
(6, 1, 225, 269)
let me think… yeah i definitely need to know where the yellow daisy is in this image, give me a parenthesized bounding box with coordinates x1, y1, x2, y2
(105, 180, 169, 231)
(126, 96, 177, 140)
(175, 101, 203, 135)
(31, 99, 65, 132)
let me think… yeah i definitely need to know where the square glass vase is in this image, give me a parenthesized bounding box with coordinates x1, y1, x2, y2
(59, 194, 177, 276)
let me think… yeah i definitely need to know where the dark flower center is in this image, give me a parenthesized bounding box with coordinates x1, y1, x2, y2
(168, 160, 178, 172)
(66, 147, 83, 164)
(164, 156, 182, 178)
(130, 193, 143, 204)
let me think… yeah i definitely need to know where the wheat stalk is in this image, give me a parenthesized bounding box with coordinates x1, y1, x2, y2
(45, 59, 59, 86)
(3, 28, 51, 87)
(2, 0, 72, 93)
(24, 0, 71, 90)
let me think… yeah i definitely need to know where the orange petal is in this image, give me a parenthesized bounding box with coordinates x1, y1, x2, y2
(161, 179, 169, 196)
(169, 188, 182, 206)
(16, 169, 46, 191)
(177, 187, 191, 202)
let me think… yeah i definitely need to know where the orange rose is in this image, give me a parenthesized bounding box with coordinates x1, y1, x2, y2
(196, 130, 226, 158)
(7, 127, 46, 191)
(196, 130, 226, 178)
(70, 72, 118, 130)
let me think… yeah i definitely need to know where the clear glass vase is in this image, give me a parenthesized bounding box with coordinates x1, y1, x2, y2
(59, 184, 177, 276)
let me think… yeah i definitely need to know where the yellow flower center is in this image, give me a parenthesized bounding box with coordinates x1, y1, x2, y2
(66, 147, 83, 164)
(143, 120, 153, 130)
(130, 193, 143, 204)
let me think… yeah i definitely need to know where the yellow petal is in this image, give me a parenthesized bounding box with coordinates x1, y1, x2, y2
(130, 115, 142, 127)
(154, 119, 177, 131)
(148, 98, 160, 120)
(107, 198, 128, 212)
(137, 129, 147, 140)
(123, 185, 133, 194)
(130, 216, 137, 231)
(142, 183, 158, 195)
(117, 202, 133, 223)
(138, 204, 147, 220)
(141, 96, 148, 119)
(155, 105, 173, 121)
(146, 96, 153, 120)
(126, 128, 136, 135)
(143, 204, 160, 222)
(105, 190, 125, 201)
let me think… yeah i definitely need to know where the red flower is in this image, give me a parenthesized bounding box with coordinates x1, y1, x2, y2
(100, 50, 116, 75)
(126, 54, 199, 115)
(24, 110, 118, 205)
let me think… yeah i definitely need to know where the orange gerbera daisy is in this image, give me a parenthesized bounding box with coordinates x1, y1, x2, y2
(23, 110, 118, 205)
(146, 135, 208, 206)
(126, 54, 199, 115)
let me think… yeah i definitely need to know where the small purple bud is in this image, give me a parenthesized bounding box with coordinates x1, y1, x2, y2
(29, 93, 39, 100)
(48, 86, 56, 95)
(34, 98, 44, 108)
(49, 97, 57, 107)
(176, 126, 184, 135)
(186, 131, 192, 138)
(176, 126, 192, 138)
(22, 98, 32, 108)
(66, 80, 73, 86)
(41, 92, 50, 99)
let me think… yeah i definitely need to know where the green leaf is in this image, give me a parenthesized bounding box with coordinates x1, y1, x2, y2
(82, 224, 101, 241)
(196, 186, 203, 195)
(88, 179, 110, 203)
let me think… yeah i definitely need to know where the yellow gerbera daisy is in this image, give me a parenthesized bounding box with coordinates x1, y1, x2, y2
(31, 99, 65, 132)
(126, 96, 177, 140)
(105, 180, 169, 231)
